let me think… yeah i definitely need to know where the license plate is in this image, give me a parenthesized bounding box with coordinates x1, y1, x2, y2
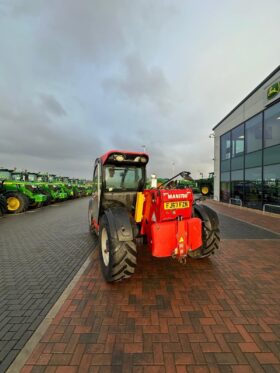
(164, 201, 189, 210)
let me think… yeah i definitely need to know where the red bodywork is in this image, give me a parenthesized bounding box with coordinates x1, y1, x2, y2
(140, 188, 202, 258)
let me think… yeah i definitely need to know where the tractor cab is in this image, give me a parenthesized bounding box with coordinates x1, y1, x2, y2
(27, 172, 39, 182)
(89, 150, 148, 229)
(12, 171, 25, 182)
(37, 174, 48, 183)
(0, 168, 13, 181)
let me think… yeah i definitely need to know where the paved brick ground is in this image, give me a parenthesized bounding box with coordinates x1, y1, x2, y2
(0, 199, 94, 372)
(21, 204, 280, 372)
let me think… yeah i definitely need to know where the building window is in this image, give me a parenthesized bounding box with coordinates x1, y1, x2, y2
(245, 113, 262, 153)
(231, 124, 244, 157)
(218, 80, 280, 212)
(221, 132, 231, 160)
(231, 169, 244, 203)
(263, 144, 280, 165)
(220, 172, 230, 202)
(264, 101, 280, 148)
(244, 167, 262, 209)
(245, 150, 262, 168)
(263, 163, 280, 207)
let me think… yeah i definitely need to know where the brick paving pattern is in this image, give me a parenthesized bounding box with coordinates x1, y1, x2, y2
(21, 202, 280, 372)
(0, 199, 94, 372)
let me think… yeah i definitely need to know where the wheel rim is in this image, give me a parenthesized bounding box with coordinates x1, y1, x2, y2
(7, 197, 20, 211)
(101, 228, 110, 266)
(201, 186, 209, 195)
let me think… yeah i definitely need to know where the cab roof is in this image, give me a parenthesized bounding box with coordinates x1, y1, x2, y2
(99, 150, 149, 166)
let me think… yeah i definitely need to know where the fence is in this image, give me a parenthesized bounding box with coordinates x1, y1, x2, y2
(262, 204, 280, 214)
(229, 198, 243, 207)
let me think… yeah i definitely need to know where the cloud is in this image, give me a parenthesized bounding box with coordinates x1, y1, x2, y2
(103, 54, 172, 114)
(1, 0, 280, 180)
(40, 94, 66, 117)
(0, 95, 102, 177)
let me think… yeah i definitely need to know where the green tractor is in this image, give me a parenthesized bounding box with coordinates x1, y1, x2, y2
(26, 172, 53, 205)
(0, 168, 47, 213)
(79, 179, 93, 197)
(196, 172, 214, 197)
(49, 176, 74, 200)
(69, 178, 83, 198)
(147, 177, 201, 194)
(38, 174, 68, 202)
(47, 174, 69, 201)
(59, 177, 75, 199)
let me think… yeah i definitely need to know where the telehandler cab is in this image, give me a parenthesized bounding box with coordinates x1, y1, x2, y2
(88, 150, 220, 282)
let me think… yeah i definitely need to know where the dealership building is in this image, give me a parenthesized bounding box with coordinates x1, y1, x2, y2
(213, 65, 280, 212)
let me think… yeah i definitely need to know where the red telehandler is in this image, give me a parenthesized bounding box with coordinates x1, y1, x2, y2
(88, 150, 220, 282)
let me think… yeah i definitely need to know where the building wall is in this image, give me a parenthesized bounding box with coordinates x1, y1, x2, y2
(213, 68, 280, 200)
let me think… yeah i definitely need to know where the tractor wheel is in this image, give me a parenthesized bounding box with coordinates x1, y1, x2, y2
(99, 214, 137, 282)
(201, 186, 209, 196)
(29, 201, 41, 209)
(5, 192, 29, 214)
(43, 193, 52, 206)
(190, 205, 220, 258)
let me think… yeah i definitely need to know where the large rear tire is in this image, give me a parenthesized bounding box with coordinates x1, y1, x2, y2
(99, 214, 137, 282)
(5, 192, 29, 214)
(189, 205, 220, 258)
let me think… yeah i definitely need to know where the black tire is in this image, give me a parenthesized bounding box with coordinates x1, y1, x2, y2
(42, 192, 52, 206)
(5, 192, 29, 214)
(28, 201, 42, 209)
(88, 207, 97, 236)
(99, 214, 137, 282)
(189, 205, 220, 258)
(0, 195, 7, 216)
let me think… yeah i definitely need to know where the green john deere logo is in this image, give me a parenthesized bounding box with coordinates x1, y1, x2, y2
(267, 82, 280, 100)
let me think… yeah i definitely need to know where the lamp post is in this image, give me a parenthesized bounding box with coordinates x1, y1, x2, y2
(172, 161, 175, 176)
(141, 145, 146, 153)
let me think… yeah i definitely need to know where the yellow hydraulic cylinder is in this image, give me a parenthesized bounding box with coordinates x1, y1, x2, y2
(135, 192, 145, 223)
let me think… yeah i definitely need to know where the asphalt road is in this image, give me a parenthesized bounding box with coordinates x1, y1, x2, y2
(218, 213, 279, 239)
(0, 198, 278, 371)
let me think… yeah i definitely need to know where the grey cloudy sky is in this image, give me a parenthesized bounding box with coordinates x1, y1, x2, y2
(1, 0, 280, 179)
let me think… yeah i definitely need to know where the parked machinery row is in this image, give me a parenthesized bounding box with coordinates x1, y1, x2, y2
(0, 168, 93, 215)
(148, 176, 214, 196)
